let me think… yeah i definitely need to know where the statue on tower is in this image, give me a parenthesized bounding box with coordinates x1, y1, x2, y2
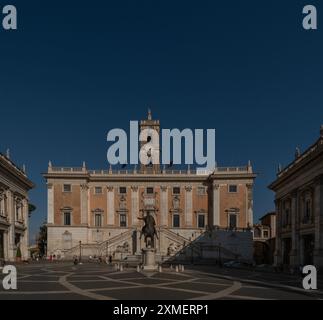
(147, 108, 152, 120)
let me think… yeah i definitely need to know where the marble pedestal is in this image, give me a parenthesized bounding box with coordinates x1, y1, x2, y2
(142, 248, 158, 271)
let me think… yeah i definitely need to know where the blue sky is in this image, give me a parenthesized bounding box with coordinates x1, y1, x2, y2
(0, 0, 322, 243)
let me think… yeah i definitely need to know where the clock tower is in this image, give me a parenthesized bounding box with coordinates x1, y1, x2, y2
(139, 109, 161, 173)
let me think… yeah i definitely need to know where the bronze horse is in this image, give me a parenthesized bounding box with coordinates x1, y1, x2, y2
(138, 211, 158, 248)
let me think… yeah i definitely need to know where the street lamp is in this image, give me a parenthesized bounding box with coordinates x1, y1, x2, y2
(218, 242, 222, 267)
(106, 232, 111, 264)
(79, 241, 82, 262)
(96, 229, 100, 258)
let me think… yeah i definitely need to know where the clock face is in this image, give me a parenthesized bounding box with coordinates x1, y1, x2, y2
(139, 141, 160, 166)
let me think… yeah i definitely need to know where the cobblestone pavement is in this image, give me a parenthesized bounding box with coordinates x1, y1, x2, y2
(0, 262, 322, 300)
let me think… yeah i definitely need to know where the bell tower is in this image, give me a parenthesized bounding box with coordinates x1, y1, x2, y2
(139, 109, 160, 173)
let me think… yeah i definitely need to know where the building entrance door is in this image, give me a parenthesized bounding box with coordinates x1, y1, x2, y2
(283, 238, 291, 265)
(303, 234, 314, 265)
(0, 231, 4, 259)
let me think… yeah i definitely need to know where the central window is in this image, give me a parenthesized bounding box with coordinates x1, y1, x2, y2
(120, 214, 127, 227)
(305, 200, 311, 220)
(229, 214, 237, 229)
(173, 214, 180, 228)
(146, 187, 154, 194)
(228, 185, 238, 193)
(173, 187, 180, 195)
(198, 214, 205, 228)
(95, 214, 102, 227)
(63, 184, 71, 192)
(119, 187, 127, 194)
(197, 187, 206, 196)
(64, 212, 71, 226)
(95, 187, 102, 194)
(284, 209, 290, 227)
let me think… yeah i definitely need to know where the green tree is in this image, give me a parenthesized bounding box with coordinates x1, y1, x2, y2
(28, 204, 36, 218)
(37, 223, 47, 257)
(16, 246, 22, 258)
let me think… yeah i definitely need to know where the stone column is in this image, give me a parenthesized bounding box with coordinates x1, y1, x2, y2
(300, 236, 304, 265)
(185, 186, 193, 227)
(314, 176, 323, 267)
(160, 186, 168, 226)
(212, 183, 220, 227)
(80, 184, 89, 225)
(3, 231, 8, 261)
(7, 190, 15, 261)
(136, 227, 141, 255)
(47, 183, 54, 224)
(274, 199, 282, 266)
(290, 191, 299, 266)
(246, 184, 254, 227)
(21, 198, 29, 260)
(107, 186, 115, 225)
(131, 186, 139, 226)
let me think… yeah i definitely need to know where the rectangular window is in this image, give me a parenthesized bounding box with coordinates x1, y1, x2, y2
(95, 187, 102, 194)
(120, 214, 127, 227)
(229, 214, 237, 229)
(15, 205, 19, 221)
(228, 185, 237, 193)
(197, 187, 206, 196)
(0, 231, 4, 259)
(146, 187, 154, 194)
(263, 230, 269, 238)
(119, 187, 127, 194)
(63, 184, 72, 193)
(284, 209, 290, 226)
(95, 214, 102, 227)
(0, 194, 6, 217)
(173, 214, 180, 228)
(64, 212, 71, 226)
(198, 214, 205, 228)
(173, 187, 180, 195)
(305, 200, 311, 218)
(15, 233, 21, 246)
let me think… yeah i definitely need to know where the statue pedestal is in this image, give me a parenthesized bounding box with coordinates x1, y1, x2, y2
(142, 248, 158, 271)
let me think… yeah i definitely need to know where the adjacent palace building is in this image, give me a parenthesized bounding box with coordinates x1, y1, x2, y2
(0, 151, 34, 262)
(44, 112, 256, 261)
(269, 125, 323, 268)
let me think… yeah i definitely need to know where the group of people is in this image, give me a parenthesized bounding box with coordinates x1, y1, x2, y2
(73, 255, 113, 265)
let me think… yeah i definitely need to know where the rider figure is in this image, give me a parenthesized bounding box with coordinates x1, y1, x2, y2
(138, 211, 158, 247)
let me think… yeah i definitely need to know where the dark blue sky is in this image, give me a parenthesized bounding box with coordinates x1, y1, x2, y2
(0, 0, 322, 243)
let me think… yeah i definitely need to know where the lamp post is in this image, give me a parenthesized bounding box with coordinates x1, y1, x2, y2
(189, 237, 194, 265)
(107, 232, 111, 256)
(79, 241, 82, 262)
(218, 242, 222, 267)
(96, 229, 100, 258)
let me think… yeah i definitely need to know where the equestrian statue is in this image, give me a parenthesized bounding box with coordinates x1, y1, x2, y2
(138, 211, 158, 248)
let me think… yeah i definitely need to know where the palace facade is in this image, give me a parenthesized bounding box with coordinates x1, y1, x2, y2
(44, 112, 256, 262)
(269, 125, 323, 268)
(0, 151, 34, 261)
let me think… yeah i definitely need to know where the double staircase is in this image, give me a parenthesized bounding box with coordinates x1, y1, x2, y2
(61, 227, 249, 264)
(63, 229, 134, 260)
